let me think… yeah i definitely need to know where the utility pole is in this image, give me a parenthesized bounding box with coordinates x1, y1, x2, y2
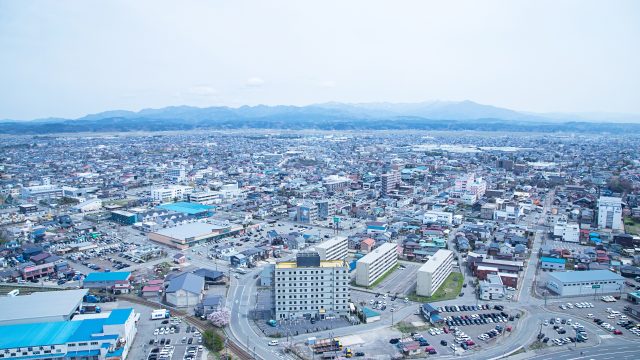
(391, 307, 394, 325)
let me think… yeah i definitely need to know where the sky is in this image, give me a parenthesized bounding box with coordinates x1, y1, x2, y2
(0, 0, 639, 120)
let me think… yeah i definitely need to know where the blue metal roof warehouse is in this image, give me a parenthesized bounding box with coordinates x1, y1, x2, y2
(157, 202, 214, 215)
(0, 308, 135, 359)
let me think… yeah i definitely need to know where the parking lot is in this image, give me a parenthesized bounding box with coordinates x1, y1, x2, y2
(297, 303, 525, 359)
(118, 301, 204, 360)
(370, 263, 420, 296)
(543, 239, 593, 253)
(257, 317, 354, 337)
(350, 289, 413, 318)
(546, 296, 640, 343)
(432, 304, 522, 353)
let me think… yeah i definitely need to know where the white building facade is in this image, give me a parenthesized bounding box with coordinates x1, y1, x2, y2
(355, 243, 398, 286)
(151, 185, 193, 201)
(416, 249, 454, 297)
(597, 196, 623, 230)
(315, 236, 348, 261)
(274, 253, 350, 320)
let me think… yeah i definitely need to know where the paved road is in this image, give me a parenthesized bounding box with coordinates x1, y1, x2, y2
(227, 267, 296, 360)
(526, 344, 640, 360)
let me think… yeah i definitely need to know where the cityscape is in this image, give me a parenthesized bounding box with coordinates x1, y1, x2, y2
(1, 1, 640, 360)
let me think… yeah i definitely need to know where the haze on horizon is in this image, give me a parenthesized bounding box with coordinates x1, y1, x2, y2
(1, 0, 639, 120)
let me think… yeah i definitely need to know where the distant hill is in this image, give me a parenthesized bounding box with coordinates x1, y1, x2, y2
(1, 101, 639, 134)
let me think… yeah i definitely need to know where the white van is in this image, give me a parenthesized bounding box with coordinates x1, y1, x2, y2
(268, 340, 279, 346)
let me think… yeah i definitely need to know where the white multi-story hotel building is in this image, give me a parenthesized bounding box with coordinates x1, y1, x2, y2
(356, 242, 398, 286)
(274, 253, 350, 320)
(417, 249, 454, 296)
(314, 236, 348, 261)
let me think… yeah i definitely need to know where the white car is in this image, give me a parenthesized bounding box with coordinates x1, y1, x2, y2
(587, 314, 594, 318)
(268, 340, 279, 346)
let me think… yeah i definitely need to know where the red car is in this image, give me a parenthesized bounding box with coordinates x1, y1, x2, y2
(443, 328, 449, 334)
(613, 329, 623, 335)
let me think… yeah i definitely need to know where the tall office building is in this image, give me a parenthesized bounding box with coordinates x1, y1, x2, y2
(274, 252, 350, 320)
(597, 196, 623, 230)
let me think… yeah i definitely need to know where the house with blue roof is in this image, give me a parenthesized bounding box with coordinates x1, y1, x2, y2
(83, 272, 132, 294)
(541, 257, 566, 271)
(0, 308, 137, 360)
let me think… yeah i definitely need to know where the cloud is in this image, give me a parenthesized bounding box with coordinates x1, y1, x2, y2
(319, 80, 336, 88)
(245, 77, 265, 87)
(187, 85, 218, 97)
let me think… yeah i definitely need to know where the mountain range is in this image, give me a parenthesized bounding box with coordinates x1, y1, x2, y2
(1, 101, 639, 134)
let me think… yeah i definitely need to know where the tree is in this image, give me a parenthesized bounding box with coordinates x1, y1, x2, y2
(202, 329, 224, 352)
(207, 308, 231, 327)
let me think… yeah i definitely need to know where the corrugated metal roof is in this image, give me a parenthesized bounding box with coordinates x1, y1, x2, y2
(548, 269, 624, 283)
(0, 289, 87, 325)
(166, 273, 204, 294)
(541, 257, 566, 264)
(0, 309, 131, 348)
(83, 271, 131, 283)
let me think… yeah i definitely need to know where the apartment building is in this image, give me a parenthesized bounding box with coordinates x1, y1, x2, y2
(553, 222, 580, 243)
(323, 175, 351, 192)
(356, 242, 398, 286)
(274, 252, 350, 320)
(381, 172, 399, 196)
(417, 249, 454, 297)
(423, 210, 453, 225)
(598, 196, 623, 230)
(315, 236, 348, 261)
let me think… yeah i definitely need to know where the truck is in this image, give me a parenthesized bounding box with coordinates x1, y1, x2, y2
(312, 338, 342, 354)
(151, 309, 171, 320)
(80, 305, 101, 314)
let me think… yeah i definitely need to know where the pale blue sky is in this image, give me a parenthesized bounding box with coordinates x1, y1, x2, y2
(1, 0, 639, 120)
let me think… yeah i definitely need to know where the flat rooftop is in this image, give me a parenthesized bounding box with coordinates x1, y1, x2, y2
(315, 236, 347, 249)
(276, 260, 344, 269)
(549, 269, 625, 283)
(418, 249, 454, 274)
(0, 308, 132, 349)
(358, 243, 397, 265)
(0, 289, 88, 325)
(157, 202, 214, 215)
(153, 222, 228, 240)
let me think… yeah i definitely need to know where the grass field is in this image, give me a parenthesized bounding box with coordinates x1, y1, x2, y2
(408, 272, 464, 303)
(352, 264, 400, 289)
(624, 216, 640, 235)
